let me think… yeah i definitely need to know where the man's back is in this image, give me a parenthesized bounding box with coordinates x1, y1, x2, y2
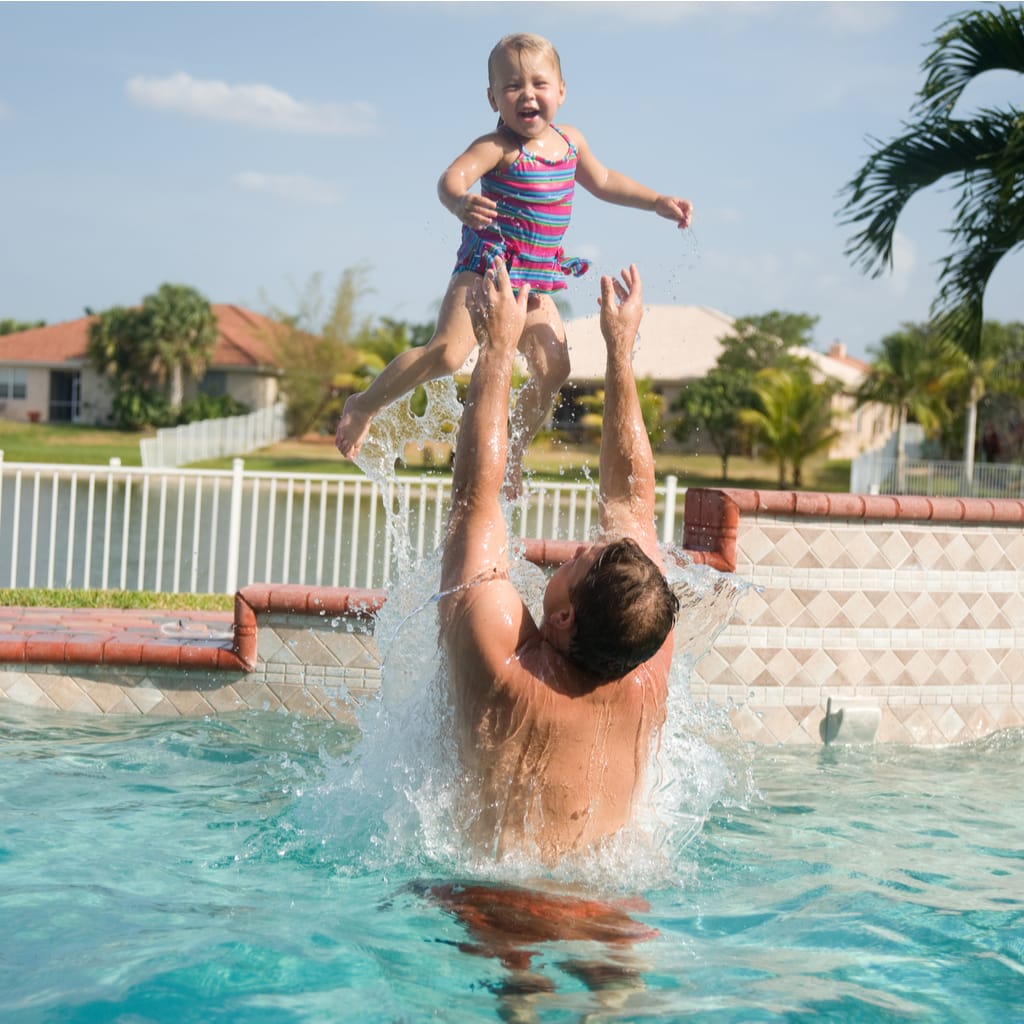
(442, 578, 671, 863)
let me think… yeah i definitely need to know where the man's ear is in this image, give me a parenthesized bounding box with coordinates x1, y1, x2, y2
(549, 605, 575, 634)
(487, 87, 498, 112)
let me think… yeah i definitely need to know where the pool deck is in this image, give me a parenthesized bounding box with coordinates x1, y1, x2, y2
(0, 606, 237, 668)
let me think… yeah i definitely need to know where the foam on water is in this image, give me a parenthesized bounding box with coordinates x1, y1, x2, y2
(306, 389, 752, 890)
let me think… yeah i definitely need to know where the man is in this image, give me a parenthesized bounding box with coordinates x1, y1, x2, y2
(439, 257, 679, 865)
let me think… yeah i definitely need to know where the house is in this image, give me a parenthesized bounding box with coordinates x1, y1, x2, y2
(0, 306, 283, 425)
(550, 304, 885, 459)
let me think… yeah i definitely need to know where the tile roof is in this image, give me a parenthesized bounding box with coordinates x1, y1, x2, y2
(0, 304, 284, 371)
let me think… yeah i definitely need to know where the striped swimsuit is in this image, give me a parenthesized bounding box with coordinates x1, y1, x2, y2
(453, 125, 590, 293)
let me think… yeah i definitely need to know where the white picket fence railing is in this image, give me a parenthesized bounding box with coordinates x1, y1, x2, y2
(850, 449, 1024, 498)
(139, 403, 287, 468)
(0, 454, 685, 595)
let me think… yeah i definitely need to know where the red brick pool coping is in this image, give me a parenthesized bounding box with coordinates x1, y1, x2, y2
(2, 491, 1022, 674)
(0, 537, 582, 673)
(683, 488, 1024, 572)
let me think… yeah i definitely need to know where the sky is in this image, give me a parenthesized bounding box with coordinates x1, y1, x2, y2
(2, 1, 1022, 361)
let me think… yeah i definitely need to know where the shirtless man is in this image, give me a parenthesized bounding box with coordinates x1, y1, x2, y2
(439, 257, 678, 865)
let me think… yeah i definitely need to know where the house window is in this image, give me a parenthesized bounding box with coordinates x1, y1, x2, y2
(0, 368, 27, 399)
(200, 371, 228, 398)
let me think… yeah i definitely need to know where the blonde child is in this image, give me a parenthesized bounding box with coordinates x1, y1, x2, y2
(335, 33, 692, 483)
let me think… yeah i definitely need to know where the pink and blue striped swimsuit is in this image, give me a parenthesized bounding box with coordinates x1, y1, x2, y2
(453, 124, 590, 293)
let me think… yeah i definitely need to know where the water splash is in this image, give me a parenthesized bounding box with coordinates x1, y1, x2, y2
(668, 227, 703, 304)
(313, 397, 751, 889)
(353, 377, 464, 580)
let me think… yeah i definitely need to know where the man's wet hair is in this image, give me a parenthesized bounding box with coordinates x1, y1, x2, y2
(568, 537, 679, 684)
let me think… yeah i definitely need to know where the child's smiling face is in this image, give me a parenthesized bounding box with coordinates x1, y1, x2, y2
(487, 48, 566, 142)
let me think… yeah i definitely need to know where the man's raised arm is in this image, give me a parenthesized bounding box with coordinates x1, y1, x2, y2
(597, 265, 660, 562)
(440, 260, 531, 592)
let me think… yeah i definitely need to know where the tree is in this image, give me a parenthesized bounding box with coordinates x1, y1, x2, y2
(671, 309, 820, 479)
(0, 318, 45, 335)
(839, 5, 1024, 483)
(741, 365, 840, 488)
(86, 285, 217, 429)
(87, 305, 166, 429)
(672, 368, 751, 480)
(143, 284, 218, 413)
(718, 311, 820, 376)
(854, 325, 962, 487)
(267, 269, 374, 437)
(937, 318, 1024, 460)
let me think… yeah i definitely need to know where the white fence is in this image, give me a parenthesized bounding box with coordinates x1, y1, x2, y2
(850, 449, 1024, 498)
(139, 403, 287, 468)
(0, 454, 685, 595)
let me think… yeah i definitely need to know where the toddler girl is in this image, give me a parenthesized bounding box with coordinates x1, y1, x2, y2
(335, 32, 692, 486)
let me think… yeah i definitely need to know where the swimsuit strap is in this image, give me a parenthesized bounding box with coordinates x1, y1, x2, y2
(497, 122, 575, 163)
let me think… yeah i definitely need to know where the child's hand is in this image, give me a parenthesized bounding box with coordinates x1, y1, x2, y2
(455, 193, 499, 230)
(654, 195, 693, 229)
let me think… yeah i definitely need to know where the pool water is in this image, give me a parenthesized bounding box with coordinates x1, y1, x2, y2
(2, 699, 1022, 1023)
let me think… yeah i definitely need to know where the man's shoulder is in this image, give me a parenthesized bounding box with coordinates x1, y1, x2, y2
(441, 578, 538, 658)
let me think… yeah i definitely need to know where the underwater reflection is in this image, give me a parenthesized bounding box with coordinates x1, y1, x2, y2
(417, 879, 655, 1022)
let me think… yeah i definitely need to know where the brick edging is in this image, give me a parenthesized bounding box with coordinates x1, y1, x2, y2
(232, 584, 387, 670)
(682, 487, 1024, 574)
(720, 488, 1024, 524)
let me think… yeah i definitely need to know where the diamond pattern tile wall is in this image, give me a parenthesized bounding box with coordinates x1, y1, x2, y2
(690, 514, 1024, 745)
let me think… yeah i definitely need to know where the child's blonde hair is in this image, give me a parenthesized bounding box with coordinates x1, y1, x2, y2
(487, 33, 563, 85)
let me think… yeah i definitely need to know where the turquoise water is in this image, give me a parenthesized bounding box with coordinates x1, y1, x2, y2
(2, 701, 1022, 1023)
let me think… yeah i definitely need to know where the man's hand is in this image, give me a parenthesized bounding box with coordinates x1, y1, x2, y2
(468, 257, 531, 354)
(598, 264, 644, 361)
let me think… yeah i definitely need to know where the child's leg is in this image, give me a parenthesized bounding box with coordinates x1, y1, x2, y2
(335, 273, 479, 459)
(506, 296, 570, 498)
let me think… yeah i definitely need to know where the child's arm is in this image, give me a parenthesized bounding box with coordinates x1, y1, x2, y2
(437, 133, 514, 229)
(563, 125, 693, 229)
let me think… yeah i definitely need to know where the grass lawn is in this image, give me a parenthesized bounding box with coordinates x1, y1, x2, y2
(0, 420, 150, 466)
(1, 421, 851, 490)
(0, 588, 235, 611)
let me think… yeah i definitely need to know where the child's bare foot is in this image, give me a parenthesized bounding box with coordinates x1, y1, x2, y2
(335, 393, 375, 459)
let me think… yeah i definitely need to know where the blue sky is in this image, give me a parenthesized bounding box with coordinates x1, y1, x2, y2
(2, 1, 1021, 360)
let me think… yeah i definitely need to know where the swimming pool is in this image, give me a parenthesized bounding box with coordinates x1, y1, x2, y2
(2, 695, 1021, 1022)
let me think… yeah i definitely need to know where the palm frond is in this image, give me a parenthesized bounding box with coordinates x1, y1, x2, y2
(917, 6, 1024, 118)
(839, 114, 1019, 276)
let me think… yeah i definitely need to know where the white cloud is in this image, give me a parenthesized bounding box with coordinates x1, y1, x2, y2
(232, 172, 343, 206)
(126, 72, 376, 135)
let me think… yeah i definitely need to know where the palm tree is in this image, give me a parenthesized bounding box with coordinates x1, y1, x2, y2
(854, 326, 962, 490)
(741, 366, 840, 488)
(839, 5, 1024, 486)
(142, 284, 218, 412)
(672, 368, 751, 481)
